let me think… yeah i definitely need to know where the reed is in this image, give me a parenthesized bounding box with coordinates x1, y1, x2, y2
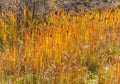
(0, 6, 120, 84)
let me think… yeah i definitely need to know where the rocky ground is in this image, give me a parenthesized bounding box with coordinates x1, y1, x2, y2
(33, 0, 120, 14)
(0, 0, 120, 14)
(59, 0, 120, 11)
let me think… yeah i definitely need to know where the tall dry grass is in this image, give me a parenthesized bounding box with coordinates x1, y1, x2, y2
(0, 6, 120, 84)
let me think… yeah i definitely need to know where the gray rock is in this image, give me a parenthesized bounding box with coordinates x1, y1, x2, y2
(0, 0, 120, 16)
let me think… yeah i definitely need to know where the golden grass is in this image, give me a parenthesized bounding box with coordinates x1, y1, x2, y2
(0, 6, 120, 84)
